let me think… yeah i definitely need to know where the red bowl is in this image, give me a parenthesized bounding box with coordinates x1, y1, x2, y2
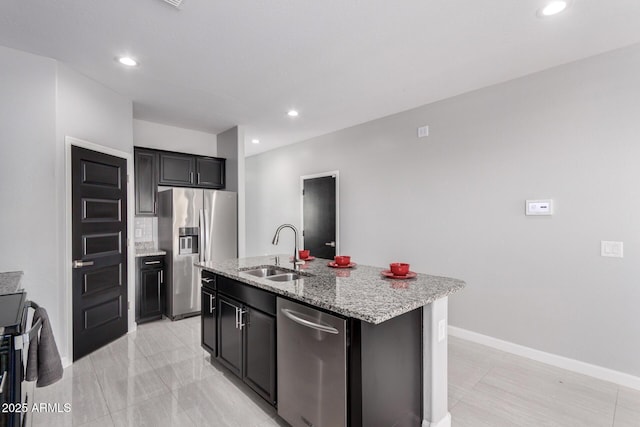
(334, 255, 351, 266)
(298, 249, 310, 260)
(390, 262, 410, 276)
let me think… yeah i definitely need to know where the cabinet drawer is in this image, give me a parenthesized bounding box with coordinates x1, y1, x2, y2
(201, 270, 217, 290)
(140, 256, 165, 270)
(217, 275, 276, 316)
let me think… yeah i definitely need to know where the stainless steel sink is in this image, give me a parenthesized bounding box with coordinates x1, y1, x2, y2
(267, 273, 301, 282)
(241, 267, 291, 278)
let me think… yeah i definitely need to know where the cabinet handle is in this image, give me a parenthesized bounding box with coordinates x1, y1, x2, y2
(209, 294, 215, 314)
(238, 309, 248, 330)
(202, 277, 214, 283)
(144, 261, 161, 265)
(235, 307, 239, 328)
(197, 172, 201, 183)
(160, 270, 163, 283)
(157, 272, 161, 299)
(190, 172, 194, 183)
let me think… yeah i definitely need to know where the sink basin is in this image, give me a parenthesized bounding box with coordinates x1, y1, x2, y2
(267, 273, 301, 282)
(241, 267, 291, 278)
(240, 265, 310, 282)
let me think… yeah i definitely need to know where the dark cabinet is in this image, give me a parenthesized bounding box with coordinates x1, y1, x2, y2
(211, 275, 276, 405)
(158, 152, 195, 186)
(136, 256, 165, 323)
(134, 148, 157, 216)
(201, 287, 217, 356)
(195, 157, 225, 188)
(243, 306, 276, 403)
(134, 148, 226, 209)
(217, 295, 243, 377)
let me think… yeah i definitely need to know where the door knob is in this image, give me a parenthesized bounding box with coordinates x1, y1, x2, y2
(324, 241, 336, 247)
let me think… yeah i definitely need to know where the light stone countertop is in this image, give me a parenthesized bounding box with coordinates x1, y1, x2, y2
(196, 255, 465, 324)
(0, 271, 24, 295)
(135, 249, 167, 258)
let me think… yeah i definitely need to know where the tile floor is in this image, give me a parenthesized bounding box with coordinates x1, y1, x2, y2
(29, 317, 640, 426)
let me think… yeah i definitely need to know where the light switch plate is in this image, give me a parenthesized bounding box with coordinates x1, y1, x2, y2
(601, 241, 623, 258)
(526, 199, 553, 216)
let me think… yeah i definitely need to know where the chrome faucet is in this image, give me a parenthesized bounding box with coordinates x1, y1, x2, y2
(272, 224, 304, 271)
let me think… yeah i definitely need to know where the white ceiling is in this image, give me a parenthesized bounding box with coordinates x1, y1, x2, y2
(1, 0, 640, 156)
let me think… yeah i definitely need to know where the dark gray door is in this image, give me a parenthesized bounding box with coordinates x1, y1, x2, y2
(302, 175, 337, 259)
(72, 146, 128, 361)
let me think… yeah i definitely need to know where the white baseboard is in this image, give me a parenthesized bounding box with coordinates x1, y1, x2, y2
(61, 356, 72, 369)
(422, 412, 451, 427)
(448, 326, 640, 391)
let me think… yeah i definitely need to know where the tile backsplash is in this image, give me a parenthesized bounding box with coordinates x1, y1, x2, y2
(134, 217, 158, 247)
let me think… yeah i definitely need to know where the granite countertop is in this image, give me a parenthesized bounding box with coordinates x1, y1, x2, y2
(196, 255, 465, 324)
(135, 249, 167, 258)
(0, 271, 24, 295)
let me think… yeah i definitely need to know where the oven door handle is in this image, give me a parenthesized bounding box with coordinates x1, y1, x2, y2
(0, 370, 6, 396)
(14, 300, 43, 351)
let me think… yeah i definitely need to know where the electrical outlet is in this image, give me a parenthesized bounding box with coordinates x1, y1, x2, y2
(601, 241, 623, 258)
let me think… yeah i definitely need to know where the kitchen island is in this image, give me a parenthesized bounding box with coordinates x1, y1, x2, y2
(197, 255, 465, 427)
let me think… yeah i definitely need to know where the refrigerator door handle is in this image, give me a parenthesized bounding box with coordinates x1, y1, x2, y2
(199, 209, 205, 263)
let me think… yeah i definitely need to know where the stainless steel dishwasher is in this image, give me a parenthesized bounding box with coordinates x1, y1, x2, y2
(277, 298, 347, 427)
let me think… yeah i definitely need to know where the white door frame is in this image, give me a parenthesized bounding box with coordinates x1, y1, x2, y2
(299, 170, 340, 255)
(64, 136, 136, 367)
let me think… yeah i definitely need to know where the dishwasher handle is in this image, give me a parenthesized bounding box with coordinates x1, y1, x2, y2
(280, 308, 339, 334)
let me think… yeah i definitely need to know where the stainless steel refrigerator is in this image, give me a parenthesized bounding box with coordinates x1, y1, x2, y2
(158, 188, 237, 320)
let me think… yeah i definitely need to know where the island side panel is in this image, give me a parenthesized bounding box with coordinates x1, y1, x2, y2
(422, 296, 450, 427)
(350, 307, 423, 427)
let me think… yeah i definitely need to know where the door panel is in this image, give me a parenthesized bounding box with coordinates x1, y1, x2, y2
(82, 232, 121, 257)
(243, 307, 276, 404)
(196, 157, 225, 188)
(203, 190, 237, 262)
(72, 146, 128, 361)
(158, 152, 195, 186)
(303, 175, 337, 259)
(82, 265, 122, 296)
(141, 269, 162, 317)
(201, 288, 217, 355)
(134, 148, 157, 215)
(217, 295, 242, 376)
(83, 198, 121, 222)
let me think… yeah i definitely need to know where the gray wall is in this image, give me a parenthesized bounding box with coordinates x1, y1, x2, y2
(217, 126, 247, 256)
(0, 45, 60, 350)
(133, 119, 217, 156)
(0, 45, 134, 363)
(246, 44, 640, 376)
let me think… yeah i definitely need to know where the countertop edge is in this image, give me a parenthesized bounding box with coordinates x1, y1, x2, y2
(196, 262, 465, 324)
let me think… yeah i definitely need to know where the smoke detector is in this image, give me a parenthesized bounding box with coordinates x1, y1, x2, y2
(161, 0, 184, 9)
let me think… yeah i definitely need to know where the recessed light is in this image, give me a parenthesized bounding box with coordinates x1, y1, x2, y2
(251, 139, 260, 144)
(117, 56, 138, 67)
(538, 1, 569, 17)
(287, 110, 299, 117)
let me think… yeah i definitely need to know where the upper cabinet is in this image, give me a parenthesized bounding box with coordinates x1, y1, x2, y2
(195, 156, 225, 188)
(134, 147, 226, 215)
(158, 152, 196, 186)
(134, 148, 158, 216)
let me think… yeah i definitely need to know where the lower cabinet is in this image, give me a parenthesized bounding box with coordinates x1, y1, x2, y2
(136, 256, 165, 323)
(210, 277, 277, 406)
(243, 306, 276, 403)
(217, 295, 243, 377)
(201, 287, 217, 356)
